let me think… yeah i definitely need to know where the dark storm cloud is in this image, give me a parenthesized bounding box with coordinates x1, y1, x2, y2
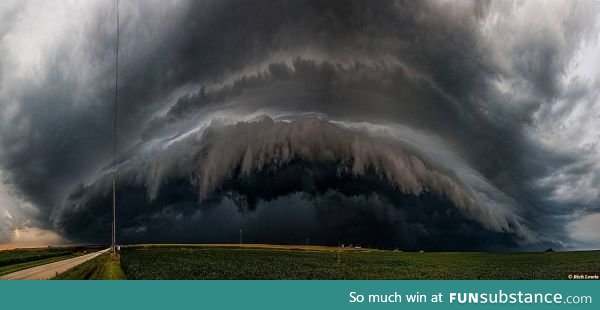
(0, 0, 598, 248)
(60, 182, 522, 251)
(54, 117, 534, 248)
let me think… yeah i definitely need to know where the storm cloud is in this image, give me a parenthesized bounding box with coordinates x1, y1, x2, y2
(0, 0, 599, 250)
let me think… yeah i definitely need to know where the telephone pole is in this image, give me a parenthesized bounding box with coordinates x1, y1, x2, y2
(111, 0, 119, 253)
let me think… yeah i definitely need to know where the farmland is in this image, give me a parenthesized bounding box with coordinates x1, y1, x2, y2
(116, 245, 600, 280)
(0, 247, 82, 276)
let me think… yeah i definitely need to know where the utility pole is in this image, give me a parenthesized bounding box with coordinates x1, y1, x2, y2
(239, 229, 243, 245)
(111, 0, 119, 253)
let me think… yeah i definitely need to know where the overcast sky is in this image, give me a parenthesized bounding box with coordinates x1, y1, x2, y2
(0, 0, 599, 250)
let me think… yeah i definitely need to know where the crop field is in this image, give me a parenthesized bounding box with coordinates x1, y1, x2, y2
(119, 245, 600, 280)
(0, 246, 104, 276)
(0, 248, 74, 276)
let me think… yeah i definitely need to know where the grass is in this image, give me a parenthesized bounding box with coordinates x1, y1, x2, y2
(0, 248, 72, 267)
(53, 252, 126, 280)
(0, 247, 96, 276)
(119, 245, 600, 280)
(0, 255, 76, 276)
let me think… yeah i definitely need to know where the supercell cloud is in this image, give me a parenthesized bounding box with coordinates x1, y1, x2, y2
(0, 0, 599, 250)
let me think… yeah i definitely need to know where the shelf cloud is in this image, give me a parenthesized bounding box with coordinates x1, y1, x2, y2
(0, 0, 599, 249)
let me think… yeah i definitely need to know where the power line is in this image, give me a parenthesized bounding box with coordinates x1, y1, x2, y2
(112, 0, 119, 253)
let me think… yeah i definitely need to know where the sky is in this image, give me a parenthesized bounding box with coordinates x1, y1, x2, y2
(0, 0, 599, 250)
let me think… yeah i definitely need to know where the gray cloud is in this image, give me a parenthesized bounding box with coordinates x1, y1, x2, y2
(53, 117, 535, 248)
(0, 0, 599, 249)
(149, 118, 533, 239)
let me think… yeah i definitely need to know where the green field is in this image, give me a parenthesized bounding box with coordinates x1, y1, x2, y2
(53, 252, 126, 280)
(0, 246, 103, 276)
(112, 246, 600, 280)
(0, 248, 75, 276)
